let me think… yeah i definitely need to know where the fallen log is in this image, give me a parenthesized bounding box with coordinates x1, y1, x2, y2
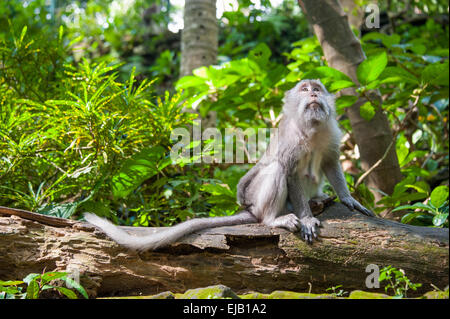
(0, 203, 448, 298)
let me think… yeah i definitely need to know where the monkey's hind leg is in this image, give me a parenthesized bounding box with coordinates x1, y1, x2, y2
(248, 162, 290, 225)
(247, 163, 304, 233)
(265, 212, 302, 233)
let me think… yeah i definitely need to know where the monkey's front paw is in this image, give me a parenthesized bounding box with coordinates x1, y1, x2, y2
(299, 216, 321, 244)
(340, 197, 375, 217)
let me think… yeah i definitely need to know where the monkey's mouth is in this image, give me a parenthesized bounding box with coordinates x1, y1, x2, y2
(306, 102, 323, 110)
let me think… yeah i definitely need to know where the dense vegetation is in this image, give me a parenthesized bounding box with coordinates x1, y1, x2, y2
(0, 0, 448, 230)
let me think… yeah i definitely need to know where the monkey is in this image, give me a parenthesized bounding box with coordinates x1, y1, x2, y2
(84, 79, 374, 251)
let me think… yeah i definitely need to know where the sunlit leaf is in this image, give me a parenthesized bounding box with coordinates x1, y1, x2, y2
(359, 101, 376, 121)
(430, 186, 449, 208)
(357, 51, 388, 85)
(111, 146, 167, 199)
(433, 213, 448, 227)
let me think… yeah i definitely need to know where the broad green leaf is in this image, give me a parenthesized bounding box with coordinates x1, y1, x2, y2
(410, 44, 426, 55)
(214, 74, 241, 88)
(401, 166, 432, 179)
(396, 192, 429, 203)
(192, 66, 208, 78)
(379, 67, 418, 84)
(429, 48, 449, 57)
(265, 64, 288, 87)
(404, 181, 430, 195)
(40, 272, 68, 285)
(396, 139, 409, 167)
(359, 101, 376, 121)
(402, 150, 428, 167)
(433, 213, 448, 227)
(362, 32, 385, 42)
(23, 273, 40, 284)
(302, 66, 354, 87)
(0, 280, 24, 286)
(249, 43, 271, 67)
(111, 146, 166, 199)
(401, 211, 426, 224)
(365, 79, 380, 90)
(0, 286, 22, 295)
(328, 80, 356, 92)
(200, 183, 234, 196)
(25, 279, 39, 299)
(357, 51, 388, 85)
(362, 32, 400, 48)
(392, 202, 434, 213)
(378, 272, 387, 282)
(430, 185, 449, 208)
(422, 61, 449, 86)
(416, 214, 434, 224)
(335, 95, 358, 111)
(175, 75, 205, 90)
(54, 286, 78, 299)
(64, 277, 89, 299)
(382, 34, 401, 47)
(226, 59, 255, 76)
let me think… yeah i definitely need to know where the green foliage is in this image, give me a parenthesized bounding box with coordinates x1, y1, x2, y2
(112, 145, 170, 199)
(176, 21, 449, 221)
(325, 285, 348, 297)
(150, 49, 180, 86)
(219, 0, 309, 63)
(379, 266, 422, 298)
(1, 1, 449, 232)
(354, 20, 449, 218)
(357, 51, 388, 86)
(0, 25, 205, 226)
(176, 43, 290, 129)
(392, 185, 449, 227)
(0, 271, 88, 299)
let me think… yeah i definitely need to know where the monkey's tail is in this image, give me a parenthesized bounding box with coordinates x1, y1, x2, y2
(84, 210, 257, 251)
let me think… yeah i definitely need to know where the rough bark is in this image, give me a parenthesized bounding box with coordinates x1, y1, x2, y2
(298, 0, 403, 200)
(180, 0, 218, 77)
(0, 204, 447, 298)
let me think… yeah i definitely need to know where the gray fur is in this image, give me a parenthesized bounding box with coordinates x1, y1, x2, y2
(237, 79, 374, 243)
(85, 79, 374, 251)
(84, 211, 257, 251)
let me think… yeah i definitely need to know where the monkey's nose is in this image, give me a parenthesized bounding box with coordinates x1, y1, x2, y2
(311, 93, 318, 98)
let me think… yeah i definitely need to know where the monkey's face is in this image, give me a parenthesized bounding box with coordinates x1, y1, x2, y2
(284, 79, 334, 127)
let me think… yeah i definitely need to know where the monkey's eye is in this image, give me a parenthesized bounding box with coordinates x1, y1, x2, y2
(301, 87, 309, 92)
(313, 87, 320, 92)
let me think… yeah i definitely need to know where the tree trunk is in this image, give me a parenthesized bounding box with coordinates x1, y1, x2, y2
(180, 0, 218, 77)
(298, 0, 403, 200)
(0, 204, 447, 298)
(180, 0, 218, 127)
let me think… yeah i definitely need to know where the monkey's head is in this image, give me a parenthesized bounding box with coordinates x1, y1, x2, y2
(283, 79, 335, 129)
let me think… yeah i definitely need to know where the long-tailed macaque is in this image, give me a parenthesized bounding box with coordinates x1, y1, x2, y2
(85, 79, 374, 251)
